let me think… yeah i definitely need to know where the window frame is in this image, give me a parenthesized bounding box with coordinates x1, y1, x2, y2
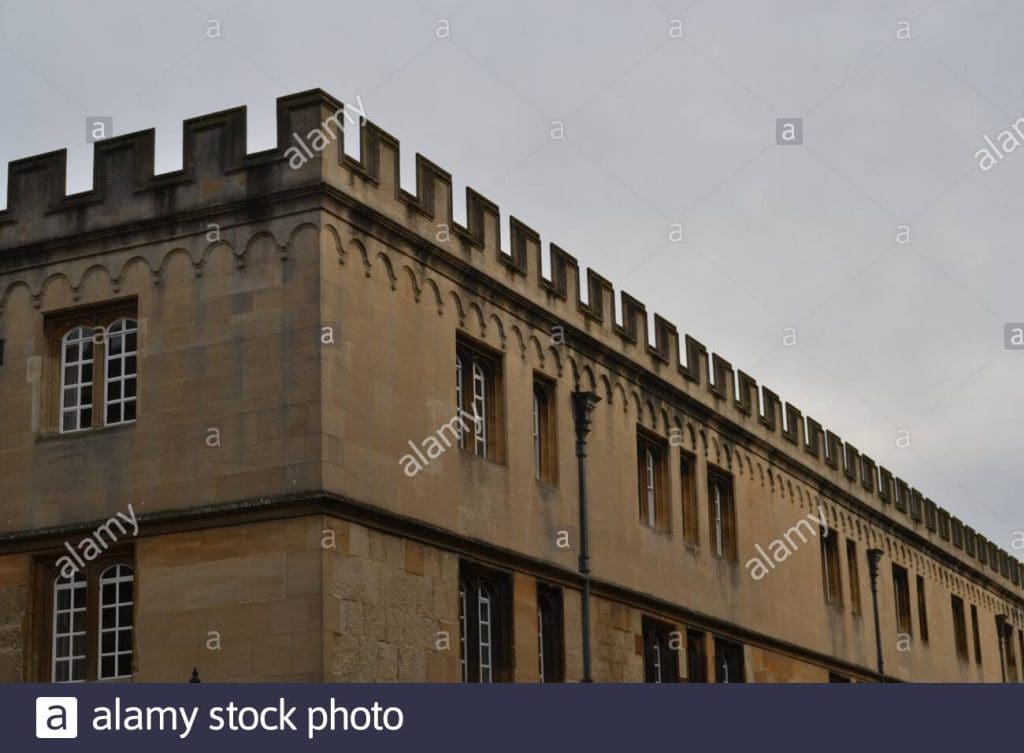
(532, 375, 558, 486)
(714, 637, 745, 683)
(950, 596, 968, 662)
(892, 564, 912, 636)
(916, 574, 929, 643)
(458, 562, 512, 683)
(642, 617, 679, 683)
(455, 337, 504, 462)
(685, 628, 707, 683)
(45, 299, 139, 436)
(636, 430, 670, 532)
(820, 527, 842, 607)
(707, 467, 737, 561)
(679, 450, 699, 546)
(536, 583, 564, 683)
(34, 549, 135, 683)
(846, 539, 862, 615)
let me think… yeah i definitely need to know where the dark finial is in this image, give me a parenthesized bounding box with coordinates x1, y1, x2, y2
(189, 667, 201, 683)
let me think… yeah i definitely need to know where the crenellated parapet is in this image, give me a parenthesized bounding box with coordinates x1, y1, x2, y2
(1, 88, 1019, 598)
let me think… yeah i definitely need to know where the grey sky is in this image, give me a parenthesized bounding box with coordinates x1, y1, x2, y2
(1, 0, 1020, 547)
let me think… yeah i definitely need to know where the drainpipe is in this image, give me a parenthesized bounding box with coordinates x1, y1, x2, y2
(867, 548, 885, 683)
(572, 389, 600, 683)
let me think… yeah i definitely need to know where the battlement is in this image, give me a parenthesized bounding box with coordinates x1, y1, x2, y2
(1, 89, 1020, 600)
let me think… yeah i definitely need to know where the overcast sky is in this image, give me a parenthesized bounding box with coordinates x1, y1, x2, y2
(1, 0, 1021, 548)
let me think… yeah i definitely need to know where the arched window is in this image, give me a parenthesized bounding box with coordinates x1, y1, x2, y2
(51, 305, 140, 433)
(458, 564, 511, 682)
(537, 585, 564, 682)
(104, 319, 138, 426)
(642, 618, 678, 683)
(59, 327, 95, 433)
(98, 564, 134, 679)
(51, 570, 87, 682)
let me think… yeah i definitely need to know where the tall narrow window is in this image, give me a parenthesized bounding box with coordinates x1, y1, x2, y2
(820, 528, 842, 606)
(60, 327, 94, 433)
(846, 539, 861, 614)
(916, 575, 929, 643)
(970, 603, 981, 663)
(642, 618, 678, 683)
(636, 432, 668, 531)
(1004, 621, 1018, 682)
(714, 638, 745, 683)
(951, 596, 968, 661)
(707, 470, 737, 560)
(98, 564, 134, 679)
(532, 377, 557, 485)
(1018, 630, 1024, 683)
(686, 629, 707, 683)
(44, 555, 134, 682)
(472, 362, 487, 457)
(680, 451, 699, 545)
(455, 339, 503, 461)
(455, 356, 465, 450)
(103, 318, 138, 426)
(458, 563, 511, 683)
(536, 584, 564, 683)
(892, 565, 912, 635)
(51, 571, 87, 682)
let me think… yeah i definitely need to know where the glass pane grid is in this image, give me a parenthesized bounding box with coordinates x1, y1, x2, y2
(97, 565, 134, 679)
(103, 320, 138, 427)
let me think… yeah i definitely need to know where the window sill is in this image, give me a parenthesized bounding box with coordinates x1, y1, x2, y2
(534, 478, 559, 492)
(458, 449, 507, 471)
(640, 522, 673, 539)
(37, 421, 136, 443)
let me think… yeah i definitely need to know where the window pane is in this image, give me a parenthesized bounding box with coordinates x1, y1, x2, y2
(124, 401, 136, 421)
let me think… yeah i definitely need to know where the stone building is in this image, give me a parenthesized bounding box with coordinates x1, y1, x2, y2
(0, 89, 1022, 683)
